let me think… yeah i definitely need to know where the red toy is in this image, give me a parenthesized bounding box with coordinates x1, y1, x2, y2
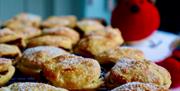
(111, 0, 160, 42)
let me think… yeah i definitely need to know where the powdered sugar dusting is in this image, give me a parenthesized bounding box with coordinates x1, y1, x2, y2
(55, 55, 100, 69)
(7, 82, 67, 91)
(43, 26, 70, 33)
(0, 58, 12, 65)
(60, 57, 86, 65)
(113, 58, 135, 70)
(111, 82, 164, 91)
(22, 46, 68, 62)
(0, 28, 15, 37)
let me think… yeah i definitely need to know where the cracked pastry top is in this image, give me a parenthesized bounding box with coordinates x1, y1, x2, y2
(43, 54, 102, 90)
(105, 58, 171, 89)
(16, 46, 69, 77)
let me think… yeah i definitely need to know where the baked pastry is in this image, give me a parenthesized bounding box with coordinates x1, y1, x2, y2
(6, 38, 26, 48)
(12, 26, 42, 39)
(0, 82, 68, 91)
(0, 44, 21, 64)
(0, 28, 20, 43)
(17, 46, 69, 77)
(105, 58, 171, 89)
(111, 82, 169, 91)
(0, 58, 15, 86)
(42, 16, 77, 28)
(86, 26, 124, 46)
(8, 26, 41, 48)
(77, 19, 104, 35)
(4, 13, 42, 28)
(43, 26, 80, 44)
(95, 47, 145, 64)
(43, 54, 102, 90)
(74, 35, 119, 57)
(27, 35, 73, 50)
(0, 27, 40, 48)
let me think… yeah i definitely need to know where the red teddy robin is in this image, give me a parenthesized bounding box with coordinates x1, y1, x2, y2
(111, 0, 160, 42)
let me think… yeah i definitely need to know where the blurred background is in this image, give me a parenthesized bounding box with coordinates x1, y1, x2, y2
(0, 0, 179, 35)
(0, 0, 112, 23)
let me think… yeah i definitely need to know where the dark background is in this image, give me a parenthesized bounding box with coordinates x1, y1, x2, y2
(156, 0, 180, 34)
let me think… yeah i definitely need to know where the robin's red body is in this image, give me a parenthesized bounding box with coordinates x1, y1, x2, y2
(111, 0, 160, 42)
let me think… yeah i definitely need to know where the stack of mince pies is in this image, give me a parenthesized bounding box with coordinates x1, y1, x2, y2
(0, 13, 171, 91)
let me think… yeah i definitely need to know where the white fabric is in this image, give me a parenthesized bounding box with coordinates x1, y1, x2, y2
(127, 31, 179, 62)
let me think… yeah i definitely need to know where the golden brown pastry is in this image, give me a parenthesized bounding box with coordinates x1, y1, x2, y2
(12, 26, 42, 39)
(0, 44, 21, 64)
(95, 47, 145, 64)
(43, 54, 102, 90)
(0, 27, 41, 48)
(43, 26, 80, 44)
(27, 35, 73, 50)
(105, 58, 171, 89)
(0, 58, 15, 86)
(111, 82, 169, 91)
(77, 19, 105, 35)
(7, 26, 41, 48)
(0, 82, 68, 91)
(17, 46, 69, 77)
(42, 16, 77, 28)
(86, 26, 124, 45)
(0, 28, 20, 43)
(74, 35, 119, 57)
(6, 37, 26, 48)
(4, 13, 42, 28)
